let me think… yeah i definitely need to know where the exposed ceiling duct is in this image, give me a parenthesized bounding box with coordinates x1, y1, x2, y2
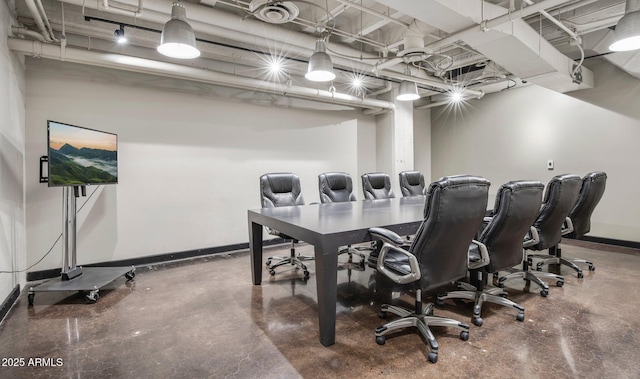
(375, 0, 594, 93)
(9, 0, 632, 108)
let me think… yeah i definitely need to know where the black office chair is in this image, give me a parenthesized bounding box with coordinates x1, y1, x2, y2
(318, 172, 366, 267)
(318, 172, 357, 203)
(497, 174, 581, 296)
(260, 173, 312, 279)
(361, 172, 395, 200)
(398, 170, 426, 197)
(437, 180, 544, 326)
(368, 175, 490, 363)
(531, 171, 607, 277)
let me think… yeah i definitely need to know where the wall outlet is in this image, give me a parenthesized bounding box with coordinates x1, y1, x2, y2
(547, 160, 554, 170)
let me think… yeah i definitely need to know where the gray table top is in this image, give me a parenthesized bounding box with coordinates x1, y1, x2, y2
(248, 196, 427, 245)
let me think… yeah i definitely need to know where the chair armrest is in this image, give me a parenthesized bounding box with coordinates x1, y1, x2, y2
(369, 227, 420, 285)
(468, 240, 489, 270)
(369, 227, 405, 246)
(523, 226, 540, 248)
(561, 217, 574, 236)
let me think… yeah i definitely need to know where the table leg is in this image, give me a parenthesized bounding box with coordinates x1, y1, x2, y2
(249, 221, 263, 285)
(314, 242, 339, 346)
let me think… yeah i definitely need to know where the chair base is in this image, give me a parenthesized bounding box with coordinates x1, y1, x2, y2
(266, 243, 313, 279)
(374, 301, 470, 364)
(495, 264, 564, 297)
(338, 246, 366, 270)
(528, 245, 595, 278)
(437, 282, 525, 326)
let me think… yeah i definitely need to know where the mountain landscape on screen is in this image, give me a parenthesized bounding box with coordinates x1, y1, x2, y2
(47, 121, 118, 186)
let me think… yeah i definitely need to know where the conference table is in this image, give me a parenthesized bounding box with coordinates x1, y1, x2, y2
(248, 195, 427, 347)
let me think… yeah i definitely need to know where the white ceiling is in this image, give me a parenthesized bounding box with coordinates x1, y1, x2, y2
(10, 0, 636, 108)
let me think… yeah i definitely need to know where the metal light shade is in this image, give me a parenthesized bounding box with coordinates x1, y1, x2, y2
(610, 10, 640, 51)
(157, 3, 201, 59)
(396, 80, 419, 101)
(305, 39, 335, 82)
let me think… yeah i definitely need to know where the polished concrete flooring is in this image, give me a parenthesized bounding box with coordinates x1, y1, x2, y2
(0, 239, 639, 378)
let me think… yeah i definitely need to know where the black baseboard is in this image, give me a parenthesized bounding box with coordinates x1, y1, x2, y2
(0, 284, 20, 323)
(578, 236, 640, 250)
(26, 238, 287, 282)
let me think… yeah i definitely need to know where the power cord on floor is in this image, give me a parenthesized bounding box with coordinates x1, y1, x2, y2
(0, 186, 102, 274)
(0, 233, 62, 274)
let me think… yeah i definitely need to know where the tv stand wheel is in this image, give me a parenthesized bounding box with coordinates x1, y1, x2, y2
(86, 290, 99, 303)
(125, 271, 135, 281)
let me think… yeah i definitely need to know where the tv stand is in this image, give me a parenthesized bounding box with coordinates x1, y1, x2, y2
(28, 186, 135, 304)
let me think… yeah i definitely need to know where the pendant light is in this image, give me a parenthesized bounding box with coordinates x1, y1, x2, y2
(610, 0, 640, 51)
(305, 38, 336, 82)
(157, 3, 201, 59)
(396, 66, 419, 101)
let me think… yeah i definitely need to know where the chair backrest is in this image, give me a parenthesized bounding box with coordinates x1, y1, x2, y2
(408, 175, 490, 290)
(527, 174, 582, 250)
(260, 173, 305, 208)
(399, 170, 425, 197)
(566, 171, 607, 238)
(318, 172, 357, 203)
(480, 180, 544, 272)
(361, 172, 395, 200)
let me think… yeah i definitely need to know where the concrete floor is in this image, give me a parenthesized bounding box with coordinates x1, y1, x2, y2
(0, 239, 638, 378)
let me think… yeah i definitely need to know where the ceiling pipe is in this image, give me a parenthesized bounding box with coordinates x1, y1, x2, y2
(7, 37, 395, 111)
(24, 0, 53, 42)
(35, 0, 58, 41)
(11, 26, 46, 42)
(414, 99, 450, 110)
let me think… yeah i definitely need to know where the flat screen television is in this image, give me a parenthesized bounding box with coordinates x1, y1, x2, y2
(47, 120, 118, 187)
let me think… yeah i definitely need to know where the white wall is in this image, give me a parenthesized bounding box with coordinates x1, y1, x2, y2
(25, 59, 377, 271)
(0, 0, 27, 298)
(413, 107, 431, 181)
(429, 60, 640, 242)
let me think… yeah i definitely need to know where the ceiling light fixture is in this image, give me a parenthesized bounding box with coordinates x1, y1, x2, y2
(450, 90, 463, 103)
(157, 2, 201, 59)
(114, 25, 127, 44)
(610, 0, 640, 51)
(305, 38, 335, 82)
(396, 66, 420, 101)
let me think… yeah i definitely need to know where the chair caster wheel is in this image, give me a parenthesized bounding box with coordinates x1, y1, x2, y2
(536, 264, 543, 272)
(27, 293, 34, 305)
(516, 313, 525, 322)
(265, 260, 272, 267)
(540, 290, 548, 297)
(588, 265, 595, 271)
(303, 271, 310, 278)
(378, 311, 387, 319)
(436, 299, 445, 306)
(375, 336, 385, 345)
(557, 280, 564, 287)
(269, 269, 275, 276)
(459, 331, 469, 341)
(125, 271, 135, 281)
(577, 271, 584, 279)
(472, 317, 483, 327)
(427, 352, 438, 363)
